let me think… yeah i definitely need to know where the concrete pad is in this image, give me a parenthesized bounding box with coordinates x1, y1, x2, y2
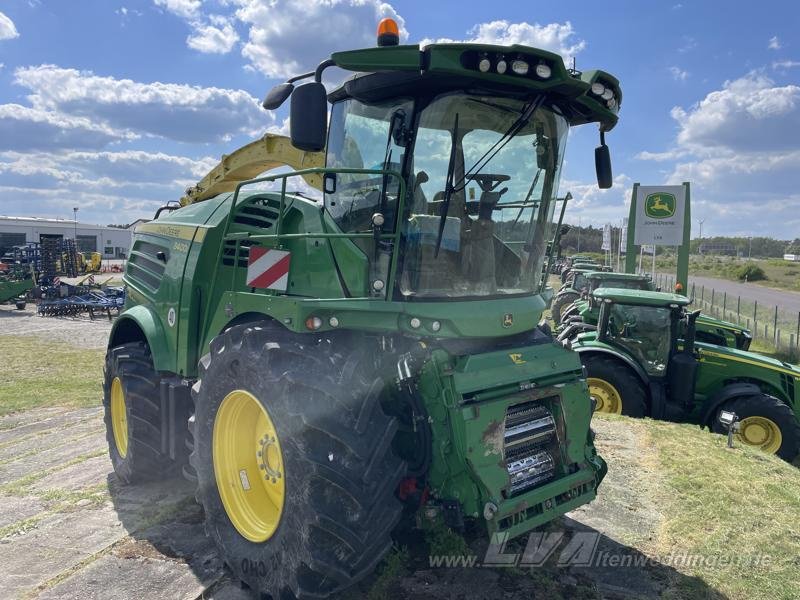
(0, 494, 45, 529)
(30, 454, 112, 494)
(0, 506, 129, 597)
(0, 432, 106, 486)
(0, 407, 102, 447)
(38, 554, 208, 600)
(0, 420, 104, 464)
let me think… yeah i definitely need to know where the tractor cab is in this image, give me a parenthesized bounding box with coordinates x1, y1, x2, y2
(587, 271, 653, 294)
(580, 288, 700, 419)
(594, 289, 694, 378)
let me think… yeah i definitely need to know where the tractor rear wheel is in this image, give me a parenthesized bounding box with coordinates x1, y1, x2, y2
(103, 342, 187, 483)
(191, 323, 406, 599)
(712, 394, 800, 461)
(551, 291, 579, 325)
(582, 355, 647, 417)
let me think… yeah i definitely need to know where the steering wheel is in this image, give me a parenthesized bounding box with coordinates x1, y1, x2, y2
(470, 173, 510, 192)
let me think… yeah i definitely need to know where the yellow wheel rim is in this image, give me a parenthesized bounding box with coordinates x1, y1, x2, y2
(110, 377, 129, 458)
(736, 416, 783, 454)
(213, 390, 285, 543)
(587, 378, 623, 415)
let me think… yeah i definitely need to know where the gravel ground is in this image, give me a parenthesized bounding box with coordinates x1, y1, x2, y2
(0, 304, 113, 349)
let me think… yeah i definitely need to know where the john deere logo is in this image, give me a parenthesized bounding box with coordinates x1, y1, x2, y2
(509, 353, 526, 365)
(503, 313, 514, 328)
(644, 193, 676, 219)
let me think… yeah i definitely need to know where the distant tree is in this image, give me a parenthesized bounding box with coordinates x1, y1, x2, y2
(785, 239, 800, 255)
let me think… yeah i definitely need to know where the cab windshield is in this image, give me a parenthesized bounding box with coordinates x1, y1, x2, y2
(324, 92, 568, 300)
(606, 303, 672, 376)
(402, 94, 567, 298)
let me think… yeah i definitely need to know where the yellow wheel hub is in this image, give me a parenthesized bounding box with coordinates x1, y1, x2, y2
(213, 390, 285, 543)
(736, 416, 783, 454)
(110, 377, 129, 458)
(587, 378, 623, 415)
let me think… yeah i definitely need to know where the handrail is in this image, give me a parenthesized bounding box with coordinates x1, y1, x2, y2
(209, 166, 407, 303)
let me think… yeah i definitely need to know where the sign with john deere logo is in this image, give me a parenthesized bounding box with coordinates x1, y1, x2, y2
(633, 185, 686, 246)
(644, 193, 675, 219)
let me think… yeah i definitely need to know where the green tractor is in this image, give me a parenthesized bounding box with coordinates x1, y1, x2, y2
(0, 266, 35, 310)
(559, 257, 604, 285)
(568, 288, 800, 461)
(102, 19, 623, 599)
(550, 264, 598, 326)
(557, 272, 752, 350)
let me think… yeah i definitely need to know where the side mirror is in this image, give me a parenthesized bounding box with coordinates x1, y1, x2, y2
(262, 82, 294, 110)
(595, 143, 613, 189)
(290, 82, 327, 152)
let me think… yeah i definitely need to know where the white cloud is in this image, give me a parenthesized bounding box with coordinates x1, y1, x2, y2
(423, 20, 585, 58)
(0, 104, 134, 151)
(559, 173, 633, 227)
(155, 1, 238, 55)
(13, 65, 269, 143)
(637, 71, 800, 237)
(233, 0, 408, 78)
(670, 72, 800, 152)
(187, 16, 239, 54)
(768, 36, 781, 50)
(153, 0, 201, 20)
(773, 60, 800, 70)
(0, 150, 220, 225)
(0, 11, 19, 40)
(668, 66, 689, 81)
(0, 149, 216, 189)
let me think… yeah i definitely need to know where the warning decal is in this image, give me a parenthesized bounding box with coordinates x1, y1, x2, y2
(246, 247, 291, 291)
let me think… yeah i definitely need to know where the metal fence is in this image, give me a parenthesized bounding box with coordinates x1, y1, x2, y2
(654, 273, 800, 361)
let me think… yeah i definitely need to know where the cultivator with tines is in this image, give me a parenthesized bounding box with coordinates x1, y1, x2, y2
(38, 288, 125, 320)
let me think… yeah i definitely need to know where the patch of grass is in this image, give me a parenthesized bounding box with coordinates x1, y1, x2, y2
(366, 546, 409, 600)
(639, 418, 800, 600)
(0, 334, 105, 415)
(0, 514, 44, 540)
(421, 516, 470, 558)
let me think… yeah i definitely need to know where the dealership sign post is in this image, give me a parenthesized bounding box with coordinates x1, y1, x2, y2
(625, 182, 691, 295)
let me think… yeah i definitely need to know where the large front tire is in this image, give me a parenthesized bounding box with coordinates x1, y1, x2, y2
(103, 342, 187, 483)
(191, 323, 406, 599)
(712, 394, 800, 462)
(551, 291, 579, 325)
(582, 355, 648, 418)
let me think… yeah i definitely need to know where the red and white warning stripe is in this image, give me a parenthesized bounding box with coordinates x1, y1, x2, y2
(246, 247, 291, 291)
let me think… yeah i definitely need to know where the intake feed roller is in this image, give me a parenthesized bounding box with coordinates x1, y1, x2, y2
(504, 401, 558, 495)
(416, 340, 606, 540)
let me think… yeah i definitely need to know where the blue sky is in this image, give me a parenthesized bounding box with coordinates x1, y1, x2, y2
(0, 0, 798, 238)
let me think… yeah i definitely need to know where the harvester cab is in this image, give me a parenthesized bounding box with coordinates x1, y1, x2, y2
(105, 18, 625, 599)
(569, 288, 800, 462)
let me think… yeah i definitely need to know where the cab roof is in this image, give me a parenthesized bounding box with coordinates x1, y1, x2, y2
(592, 288, 691, 307)
(584, 271, 651, 281)
(329, 43, 621, 131)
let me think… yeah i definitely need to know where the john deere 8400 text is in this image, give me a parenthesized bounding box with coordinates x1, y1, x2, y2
(103, 19, 622, 598)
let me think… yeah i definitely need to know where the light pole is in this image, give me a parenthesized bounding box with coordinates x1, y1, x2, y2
(748, 236, 752, 260)
(698, 218, 704, 239)
(73, 207, 79, 243)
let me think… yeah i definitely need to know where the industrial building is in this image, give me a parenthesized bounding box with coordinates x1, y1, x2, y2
(0, 216, 133, 258)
